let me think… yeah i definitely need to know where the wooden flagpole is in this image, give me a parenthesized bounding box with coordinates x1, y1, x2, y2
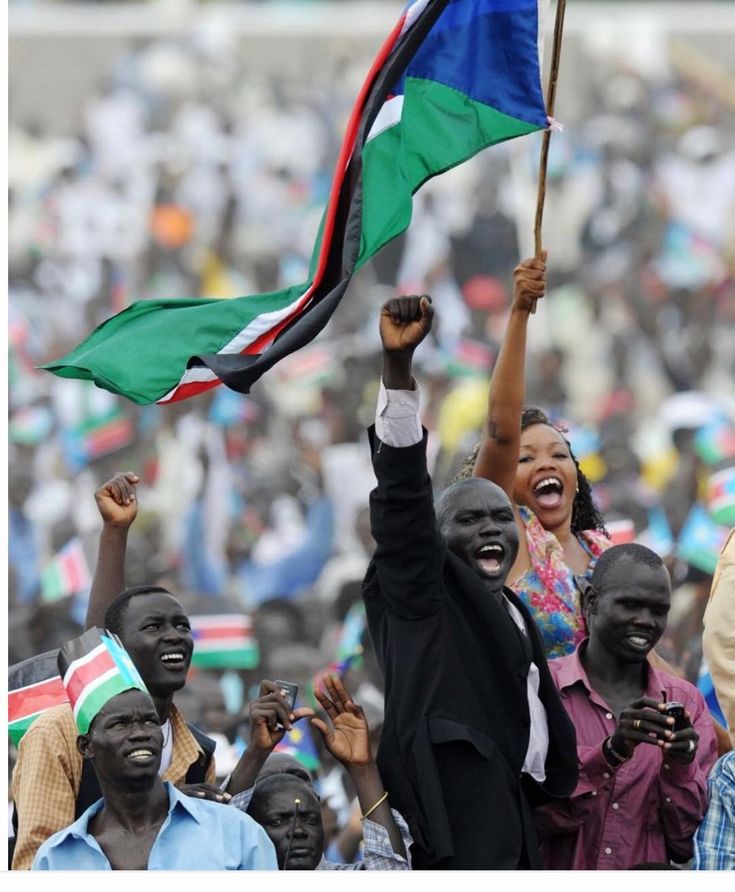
(531, 0, 568, 312)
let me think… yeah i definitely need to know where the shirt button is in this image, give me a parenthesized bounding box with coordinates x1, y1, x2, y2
(612, 803, 619, 810)
(603, 772, 610, 780)
(605, 712, 613, 720)
(591, 791, 597, 797)
(605, 847, 612, 855)
(664, 763, 670, 770)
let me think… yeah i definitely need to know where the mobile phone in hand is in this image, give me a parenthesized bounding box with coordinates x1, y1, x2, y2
(663, 700, 687, 732)
(274, 680, 298, 730)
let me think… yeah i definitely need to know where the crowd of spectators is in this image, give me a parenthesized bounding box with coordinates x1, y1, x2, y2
(8, 12, 735, 860)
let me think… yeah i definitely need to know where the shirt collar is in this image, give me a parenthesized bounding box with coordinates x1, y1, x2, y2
(164, 703, 206, 783)
(559, 639, 672, 703)
(166, 780, 203, 824)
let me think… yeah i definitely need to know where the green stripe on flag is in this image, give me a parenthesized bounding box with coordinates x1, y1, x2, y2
(74, 672, 133, 734)
(9, 713, 47, 748)
(44, 284, 308, 405)
(190, 644, 260, 671)
(357, 77, 542, 269)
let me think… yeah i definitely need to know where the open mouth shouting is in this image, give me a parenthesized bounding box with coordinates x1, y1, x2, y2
(533, 476, 564, 511)
(159, 651, 187, 670)
(475, 543, 506, 577)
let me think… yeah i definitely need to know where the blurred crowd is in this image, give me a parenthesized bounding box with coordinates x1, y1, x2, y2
(8, 15, 735, 851)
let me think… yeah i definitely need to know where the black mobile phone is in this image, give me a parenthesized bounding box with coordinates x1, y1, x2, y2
(663, 700, 687, 732)
(274, 680, 298, 730)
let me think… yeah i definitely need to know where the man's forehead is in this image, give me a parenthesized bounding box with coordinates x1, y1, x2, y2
(126, 592, 187, 621)
(602, 559, 671, 597)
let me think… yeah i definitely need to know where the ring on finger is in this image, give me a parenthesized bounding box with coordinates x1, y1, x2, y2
(687, 739, 695, 753)
(633, 719, 641, 731)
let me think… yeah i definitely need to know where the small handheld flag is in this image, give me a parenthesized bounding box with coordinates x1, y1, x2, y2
(58, 628, 149, 734)
(189, 614, 260, 670)
(8, 650, 68, 747)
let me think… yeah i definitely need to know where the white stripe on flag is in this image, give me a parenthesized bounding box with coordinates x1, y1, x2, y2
(194, 640, 251, 653)
(72, 667, 119, 721)
(62, 643, 107, 688)
(367, 95, 405, 143)
(401, 0, 432, 37)
(159, 287, 312, 402)
(192, 615, 251, 629)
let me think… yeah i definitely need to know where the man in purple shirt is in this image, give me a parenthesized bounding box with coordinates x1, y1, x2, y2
(535, 543, 718, 870)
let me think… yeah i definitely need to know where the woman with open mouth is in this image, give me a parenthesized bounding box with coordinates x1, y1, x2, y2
(455, 252, 610, 660)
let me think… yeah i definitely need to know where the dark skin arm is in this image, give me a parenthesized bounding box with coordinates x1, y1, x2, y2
(311, 675, 406, 860)
(471, 255, 547, 580)
(85, 471, 139, 630)
(224, 681, 315, 795)
(379, 295, 434, 389)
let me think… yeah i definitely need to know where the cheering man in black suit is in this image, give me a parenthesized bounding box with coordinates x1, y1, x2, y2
(362, 291, 578, 869)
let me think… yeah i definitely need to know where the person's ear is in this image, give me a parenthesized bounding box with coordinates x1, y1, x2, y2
(77, 733, 92, 760)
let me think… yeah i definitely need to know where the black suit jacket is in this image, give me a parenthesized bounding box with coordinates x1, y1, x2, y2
(362, 428, 578, 868)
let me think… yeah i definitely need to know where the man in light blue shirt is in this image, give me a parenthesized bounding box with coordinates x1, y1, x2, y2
(32, 686, 277, 870)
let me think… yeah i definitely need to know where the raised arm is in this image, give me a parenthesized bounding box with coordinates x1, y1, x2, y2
(368, 296, 444, 619)
(472, 254, 547, 497)
(311, 676, 409, 865)
(85, 471, 139, 629)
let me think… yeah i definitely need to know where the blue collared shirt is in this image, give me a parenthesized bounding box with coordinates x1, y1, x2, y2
(32, 782, 278, 870)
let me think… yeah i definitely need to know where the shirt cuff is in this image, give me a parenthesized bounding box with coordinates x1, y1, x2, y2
(229, 787, 254, 812)
(375, 380, 422, 448)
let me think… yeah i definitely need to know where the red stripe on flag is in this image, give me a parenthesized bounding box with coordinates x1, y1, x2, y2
(161, 11, 409, 405)
(193, 627, 253, 642)
(64, 647, 116, 705)
(8, 677, 67, 723)
(60, 546, 85, 593)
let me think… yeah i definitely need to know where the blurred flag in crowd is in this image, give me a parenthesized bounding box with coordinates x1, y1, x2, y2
(694, 418, 735, 465)
(697, 659, 728, 730)
(43, 0, 549, 404)
(8, 650, 67, 747)
(41, 538, 91, 603)
(444, 338, 495, 379)
(707, 466, 735, 527)
(208, 389, 263, 428)
(189, 614, 260, 670)
(308, 603, 366, 708)
(9, 405, 55, 446)
(275, 723, 320, 774)
(676, 503, 730, 575)
(606, 519, 636, 546)
(637, 505, 675, 559)
(62, 405, 135, 472)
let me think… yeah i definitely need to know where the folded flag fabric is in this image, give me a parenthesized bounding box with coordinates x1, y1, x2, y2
(707, 466, 735, 527)
(190, 614, 260, 670)
(698, 659, 728, 730)
(694, 418, 735, 465)
(676, 503, 730, 576)
(275, 722, 321, 774)
(58, 628, 149, 734)
(8, 650, 68, 747)
(41, 538, 92, 603)
(42, 0, 548, 405)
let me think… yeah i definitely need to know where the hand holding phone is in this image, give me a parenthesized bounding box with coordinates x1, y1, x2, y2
(274, 680, 298, 730)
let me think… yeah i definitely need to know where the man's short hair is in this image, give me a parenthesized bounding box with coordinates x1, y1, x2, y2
(247, 773, 318, 815)
(591, 544, 666, 596)
(104, 585, 176, 635)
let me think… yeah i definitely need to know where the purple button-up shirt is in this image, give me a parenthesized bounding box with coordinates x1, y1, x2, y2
(535, 642, 718, 870)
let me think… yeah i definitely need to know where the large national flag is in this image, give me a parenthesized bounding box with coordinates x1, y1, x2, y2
(42, 0, 549, 405)
(8, 650, 68, 746)
(58, 628, 149, 733)
(189, 614, 260, 670)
